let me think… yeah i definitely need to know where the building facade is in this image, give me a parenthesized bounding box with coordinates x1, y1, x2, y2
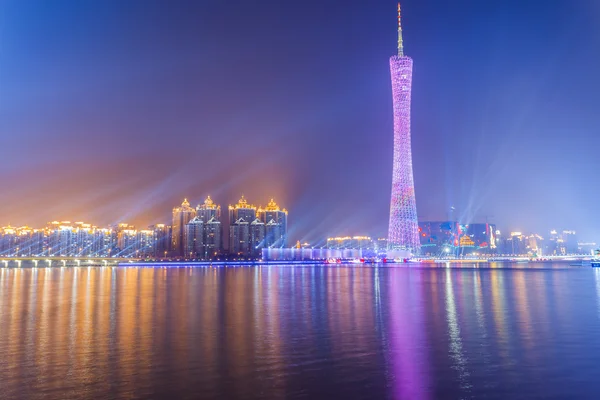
(151, 224, 171, 258)
(250, 218, 266, 258)
(196, 196, 222, 258)
(172, 199, 196, 256)
(230, 218, 250, 257)
(204, 216, 222, 259)
(327, 236, 374, 250)
(184, 217, 204, 258)
(228, 196, 256, 257)
(418, 221, 459, 256)
(257, 199, 288, 248)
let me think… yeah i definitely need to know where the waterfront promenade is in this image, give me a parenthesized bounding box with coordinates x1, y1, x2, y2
(0, 255, 593, 268)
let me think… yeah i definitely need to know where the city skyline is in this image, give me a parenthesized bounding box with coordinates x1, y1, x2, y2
(0, 195, 290, 259)
(2, 0, 600, 242)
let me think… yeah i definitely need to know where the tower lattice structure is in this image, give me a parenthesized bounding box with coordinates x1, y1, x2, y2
(388, 3, 420, 254)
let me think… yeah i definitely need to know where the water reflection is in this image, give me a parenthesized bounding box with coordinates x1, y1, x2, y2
(388, 268, 430, 400)
(1, 265, 600, 399)
(444, 269, 471, 393)
(595, 269, 600, 318)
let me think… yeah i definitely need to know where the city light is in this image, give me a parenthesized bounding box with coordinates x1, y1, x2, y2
(0, 196, 289, 261)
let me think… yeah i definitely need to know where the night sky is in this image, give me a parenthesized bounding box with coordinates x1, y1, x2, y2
(1, 0, 600, 243)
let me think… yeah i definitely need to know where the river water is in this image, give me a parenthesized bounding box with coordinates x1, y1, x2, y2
(0, 263, 599, 399)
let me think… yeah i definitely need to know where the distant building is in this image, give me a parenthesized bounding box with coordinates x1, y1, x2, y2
(526, 234, 544, 256)
(114, 224, 133, 256)
(508, 232, 527, 255)
(196, 196, 221, 223)
(204, 216, 222, 259)
(92, 228, 115, 257)
(546, 230, 560, 255)
(73, 222, 95, 256)
(196, 196, 222, 258)
(263, 247, 364, 261)
(228, 196, 256, 257)
(257, 199, 288, 248)
(418, 221, 459, 256)
(136, 230, 156, 257)
(418, 222, 499, 256)
(327, 236, 374, 250)
(28, 230, 45, 256)
(184, 217, 204, 258)
(250, 218, 266, 258)
(265, 220, 282, 249)
(562, 230, 578, 254)
(579, 242, 598, 255)
(229, 196, 256, 226)
(545, 230, 579, 255)
(464, 223, 497, 255)
(151, 224, 171, 258)
(230, 218, 250, 257)
(1, 226, 19, 256)
(375, 238, 388, 253)
(47, 222, 78, 256)
(172, 199, 196, 256)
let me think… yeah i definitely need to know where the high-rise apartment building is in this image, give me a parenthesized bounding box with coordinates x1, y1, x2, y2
(230, 218, 250, 257)
(185, 217, 204, 258)
(116, 227, 155, 258)
(228, 196, 256, 225)
(250, 218, 266, 258)
(172, 198, 196, 256)
(196, 196, 221, 223)
(196, 196, 222, 258)
(151, 224, 171, 258)
(265, 220, 282, 249)
(257, 199, 288, 248)
(204, 216, 222, 259)
(92, 228, 115, 257)
(228, 196, 256, 257)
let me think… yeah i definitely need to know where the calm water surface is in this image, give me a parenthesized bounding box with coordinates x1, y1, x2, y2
(1, 263, 599, 399)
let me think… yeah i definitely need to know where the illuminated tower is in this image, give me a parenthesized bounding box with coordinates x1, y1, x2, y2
(388, 3, 420, 254)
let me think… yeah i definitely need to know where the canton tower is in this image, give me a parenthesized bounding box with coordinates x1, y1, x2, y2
(388, 3, 420, 254)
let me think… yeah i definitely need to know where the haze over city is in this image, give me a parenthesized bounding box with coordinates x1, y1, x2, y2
(2, 0, 600, 242)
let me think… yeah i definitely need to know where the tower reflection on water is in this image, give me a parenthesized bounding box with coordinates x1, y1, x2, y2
(0, 265, 600, 399)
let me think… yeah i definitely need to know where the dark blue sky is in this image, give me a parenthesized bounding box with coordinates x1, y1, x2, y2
(1, 0, 599, 242)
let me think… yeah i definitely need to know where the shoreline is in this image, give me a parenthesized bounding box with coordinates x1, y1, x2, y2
(0, 257, 591, 268)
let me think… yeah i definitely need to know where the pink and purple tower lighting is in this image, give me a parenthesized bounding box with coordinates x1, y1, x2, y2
(388, 3, 420, 255)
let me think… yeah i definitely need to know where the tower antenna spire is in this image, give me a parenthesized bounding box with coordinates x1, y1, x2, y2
(397, 2, 404, 56)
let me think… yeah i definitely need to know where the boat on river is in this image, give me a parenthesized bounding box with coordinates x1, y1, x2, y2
(591, 250, 600, 267)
